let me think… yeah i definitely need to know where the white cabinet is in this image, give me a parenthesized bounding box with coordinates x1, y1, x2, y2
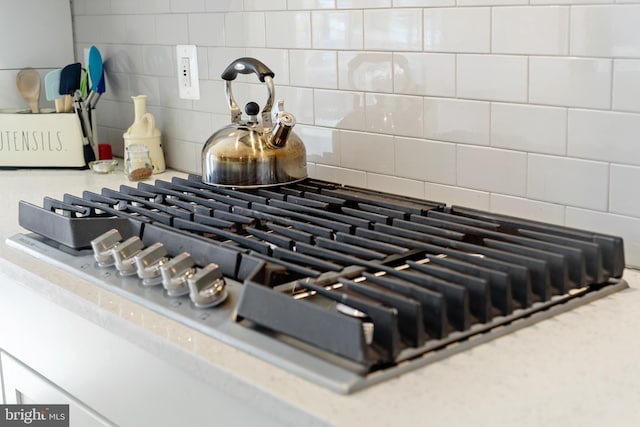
(0, 351, 115, 427)
(0, 0, 75, 109)
(0, 264, 308, 427)
(0, 0, 73, 69)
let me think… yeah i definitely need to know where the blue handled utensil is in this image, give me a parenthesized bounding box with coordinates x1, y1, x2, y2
(61, 62, 94, 165)
(44, 69, 64, 112)
(86, 46, 106, 150)
(59, 62, 81, 113)
(86, 46, 104, 107)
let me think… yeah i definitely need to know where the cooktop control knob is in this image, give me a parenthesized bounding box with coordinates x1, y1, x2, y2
(187, 263, 228, 308)
(90, 229, 122, 267)
(160, 252, 195, 297)
(111, 236, 144, 276)
(134, 242, 168, 286)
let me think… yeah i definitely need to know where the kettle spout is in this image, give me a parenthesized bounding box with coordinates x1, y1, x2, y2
(271, 111, 296, 147)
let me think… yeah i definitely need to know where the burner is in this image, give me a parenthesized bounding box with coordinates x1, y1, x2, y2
(12, 175, 628, 393)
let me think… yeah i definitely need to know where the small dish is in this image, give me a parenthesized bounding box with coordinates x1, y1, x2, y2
(89, 159, 118, 174)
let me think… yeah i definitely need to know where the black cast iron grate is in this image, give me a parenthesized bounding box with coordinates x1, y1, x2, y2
(17, 175, 627, 381)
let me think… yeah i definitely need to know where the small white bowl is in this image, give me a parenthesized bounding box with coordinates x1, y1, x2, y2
(89, 159, 118, 174)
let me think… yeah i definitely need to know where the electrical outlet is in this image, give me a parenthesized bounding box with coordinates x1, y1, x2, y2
(176, 45, 200, 100)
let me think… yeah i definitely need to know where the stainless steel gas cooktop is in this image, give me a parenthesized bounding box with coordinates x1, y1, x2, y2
(9, 175, 628, 394)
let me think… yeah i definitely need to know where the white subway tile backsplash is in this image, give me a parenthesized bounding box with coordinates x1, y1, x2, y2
(306, 163, 318, 177)
(490, 195, 565, 225)
(458, 146, 527, 196)
(193, 79, 225, 114)
(197, 46, 209, 81)
(243, 82, 280, 111)
(491, 103, 567, 155)
(211, 112, 231, 132)
(566, 208, 640, 268)
(72, 2, 640, 268)
(492, 6, 569, 55)
(100, 129, 125, 157)
(459, 0, 527, 5)
(288, 0, 336, 9)
(568, 109, 640, 166)
(170, 0, 205, 13)
(156, 14, 189, 45)
(424, 182, 491, 210)
(338, 52, 392, 92)
(189, 13, 226, 46)
(157, 76, 194, 110)
(311, 164, 368, 187)
(97, 100, 124, 129)
(244, 0, 286, 9)
(111, 0, 171, 14)
(72, 0, 86, 15)
(224, 12, 265, 47)
(529, 57, 612, 109)
(103, 72, 131, 101)
(457, 55, 528, 102)
(245, 48, 290, 84)
(103, 45, 145, 74)
(74, 16, 127, 44)
(163, 109, 214, 143)
(395, 0, 454, 6)
(365, 93, 423, 137)
(129, 76, 161, 106)
(125, 15, 156, 44)
(84, 0, 111, 14)
(610, 164, 640, 217)
(145, 105, 164, 132)
(204, 0, 243, 11)
(364, 9, 422, 51)
(297, 125, 340, 165)
(142, 46, 175, 77)
(164, 139, 201, 174)
(571, 5, 640, 57)
(277, 86, 315, 124)
(207, 47, 247, 80)
(527, 154, 609, 210)
(339, 131, 395, 174)
(314, 89, 365, 130)
(265, 11, 311, 48)
(423, 8, 490, 53)
(394, 137, 456, 184)
(424, 97, 490, 145)
(337, 0, 390, 8)
(613, 60, 640, 113)
(366, 174, 425, 200)
(290, 50, 338, 89)
(530, 0, 608, 4)
(312, 11, 363, 50)
(393, 53, 455, 97)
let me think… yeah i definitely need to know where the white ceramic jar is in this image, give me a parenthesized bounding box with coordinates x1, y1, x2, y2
(123, 95, 165, 174)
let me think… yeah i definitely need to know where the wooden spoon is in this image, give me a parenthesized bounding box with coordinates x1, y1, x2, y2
(16, 68, 41, 113)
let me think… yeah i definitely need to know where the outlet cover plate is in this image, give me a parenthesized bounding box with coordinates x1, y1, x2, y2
(176, 45, 200, 100)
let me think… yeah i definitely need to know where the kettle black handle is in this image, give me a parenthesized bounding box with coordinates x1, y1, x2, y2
(221, 57, 275, 82)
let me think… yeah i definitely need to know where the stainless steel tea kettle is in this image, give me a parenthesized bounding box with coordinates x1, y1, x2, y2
(201, 57, 307, 187)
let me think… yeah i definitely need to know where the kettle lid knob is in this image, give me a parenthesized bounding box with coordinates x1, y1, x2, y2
(245, 102, 260, 116)
(245, 102, 260, 124)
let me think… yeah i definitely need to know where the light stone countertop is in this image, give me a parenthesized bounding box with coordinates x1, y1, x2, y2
(1, 167, 639, 427)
